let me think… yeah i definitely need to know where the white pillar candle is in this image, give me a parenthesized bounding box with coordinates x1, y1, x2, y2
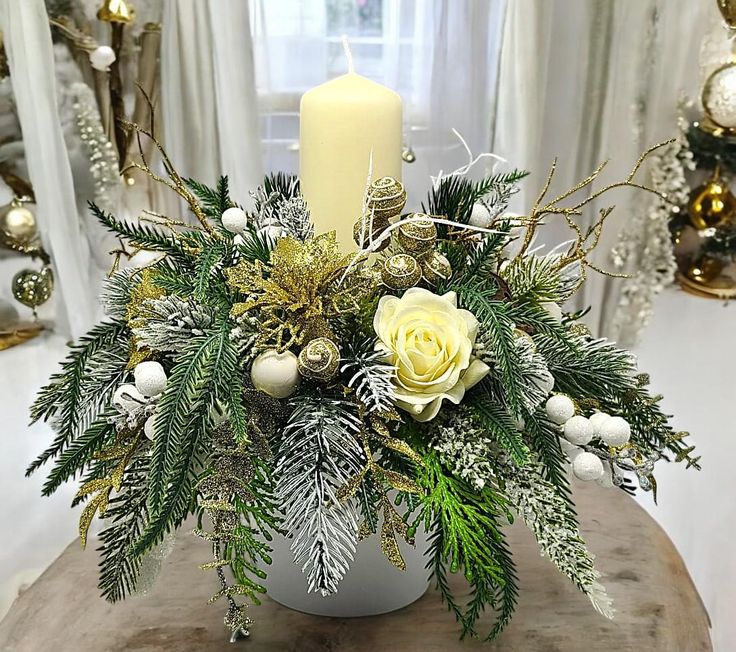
(299, 51, 402, 251)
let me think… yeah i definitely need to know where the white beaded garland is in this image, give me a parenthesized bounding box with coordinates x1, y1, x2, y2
(563, 415, 594, 446)
(112, 384, 145, 414)
(589, 411, 611, 436)
(89, 46, 116, 72)
(545, 394, 575, 424)
(251, 350, 301, 399)
(599, 416, 631, 447)
(134, 361, 168, 397)
(221, 207, 248, 234)
(572, 452, 605, 482)
(144, 414, 157, 441)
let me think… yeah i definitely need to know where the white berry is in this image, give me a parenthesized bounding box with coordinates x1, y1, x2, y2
(599, 416, 631, 447)
(563, 415, 594, 445)
(572, 452, 604, 481)
(541, 302, 563, 322)
(134, 361, 168, 397)
(89, 45, 116, 71)
(589, 411, 611, 436)
(251, 350, 301, 399)
(112, 384, 145, 414)
(468, 202, 491, 228)
(144, 414, 157, 440)
(545, 394, 575, 424)
(221, 207, 248, 234)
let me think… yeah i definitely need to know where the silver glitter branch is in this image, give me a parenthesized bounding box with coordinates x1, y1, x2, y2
(609, 129, 694, 345)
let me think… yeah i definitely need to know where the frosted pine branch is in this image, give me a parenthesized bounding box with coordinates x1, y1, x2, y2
(341, 338, 396, 414)
(132, 296, 215, 353)
(275, 395, 365, 595)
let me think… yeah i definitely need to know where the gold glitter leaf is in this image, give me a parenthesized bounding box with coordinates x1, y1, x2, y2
(376, 434, 423, 466)
(358, 519, 376, 541)
(125, 268, 164, 329)
(79, 490, 110, 549)
(380, 504, 407, 571)
(381, 468, 421, 494)
(336, 465, 369, 503)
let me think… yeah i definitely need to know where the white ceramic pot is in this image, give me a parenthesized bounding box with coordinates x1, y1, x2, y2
(263, 528, 430, 617)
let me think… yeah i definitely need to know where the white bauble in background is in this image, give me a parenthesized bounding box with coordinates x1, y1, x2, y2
(221, 207, 248, 235)
(89, 46, 116, 72)
(563, 415, 594, 446)
(589, 411, 611, 436)
(599, 416, 631, 447)
(134, 361, 168, 397)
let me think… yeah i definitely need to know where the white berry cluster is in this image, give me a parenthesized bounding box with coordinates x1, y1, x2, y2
(111, 361, 168, 440)
(545, 394, 631, 485)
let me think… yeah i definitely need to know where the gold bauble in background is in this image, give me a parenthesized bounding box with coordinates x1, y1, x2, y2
(97, 0, 136, 23)
(686, 256, 724, 284)
(0, 199, 37, 244)
(12, 267, 53, 310)
(353, 215, 390, 250)
(718, 0, 736, 28)
(688, 171, 736, 229)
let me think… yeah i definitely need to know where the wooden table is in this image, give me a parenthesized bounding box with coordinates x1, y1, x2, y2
(0, 481, 711, 651)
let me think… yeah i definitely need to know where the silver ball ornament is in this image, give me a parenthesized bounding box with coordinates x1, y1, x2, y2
(545, 394, 575, 425)
(563, 415, 594, 446)
(251, 350, 301, 399)
(599, 416, 631, 447)
(134, 361, 168, 397)
(572, 452, 604, 482)
(221, 207, 248, 235)
(1, 200, 37, 243)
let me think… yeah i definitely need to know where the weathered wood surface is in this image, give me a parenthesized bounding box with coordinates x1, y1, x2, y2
(0, 480, 711, 651)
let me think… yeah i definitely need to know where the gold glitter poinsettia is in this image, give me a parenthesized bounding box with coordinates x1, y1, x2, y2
(225, 233, 374, 350)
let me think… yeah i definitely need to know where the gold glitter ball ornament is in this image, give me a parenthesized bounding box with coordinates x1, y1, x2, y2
(353, 215, 390, 251)
(298, 337, 340, 382)
(688, 170, 736, 229)
(420, 250, 452, 285)
(0, 199, 37, 244)
(367, 177, 407, 221)
(381, 253, 421, 290)
(12, 267, 53, 309)
(397, 215, 437, 255)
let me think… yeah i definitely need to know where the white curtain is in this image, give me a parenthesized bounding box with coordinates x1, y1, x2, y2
(250, 0, 508, 204)
(495, 0, 716, 340)
(0, 0, 96, 339)
(161, 0, 263, 209)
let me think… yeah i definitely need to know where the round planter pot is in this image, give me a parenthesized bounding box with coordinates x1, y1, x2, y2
(263, 528, 430, 617)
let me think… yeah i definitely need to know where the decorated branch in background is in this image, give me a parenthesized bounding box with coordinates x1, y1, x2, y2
(0, 174, 54, 349)
(26, 117, 699, 643)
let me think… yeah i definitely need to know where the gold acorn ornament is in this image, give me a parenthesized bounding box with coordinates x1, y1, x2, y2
(687, 167, 736, 229)
(12, 267, 54, 311)
(298, 337, 340, 382)
(397, 215, 437, 255)
(367, 177, 407, 221)
(381, 253, 421, 290)
(420, 250, 452, 285)
(97, 0, 136, 23)
(0, 198, 38, 245)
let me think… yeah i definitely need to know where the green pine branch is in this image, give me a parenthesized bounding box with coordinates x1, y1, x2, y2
(468, 389, 530, 466)
(28, 319, 129, 476)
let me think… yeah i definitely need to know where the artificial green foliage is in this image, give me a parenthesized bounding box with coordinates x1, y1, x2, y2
(27, 160, 698, 643)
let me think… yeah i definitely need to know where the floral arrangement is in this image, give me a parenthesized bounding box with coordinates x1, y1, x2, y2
(28, 126, 699, 642)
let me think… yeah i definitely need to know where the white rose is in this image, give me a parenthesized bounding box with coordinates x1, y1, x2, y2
(373, 287, 490, 422)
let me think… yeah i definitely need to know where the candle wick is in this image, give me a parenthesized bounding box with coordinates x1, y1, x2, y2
(341, 34, 355, 74)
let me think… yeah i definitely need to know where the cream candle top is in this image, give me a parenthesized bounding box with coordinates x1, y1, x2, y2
(299, 72, 403, 251)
